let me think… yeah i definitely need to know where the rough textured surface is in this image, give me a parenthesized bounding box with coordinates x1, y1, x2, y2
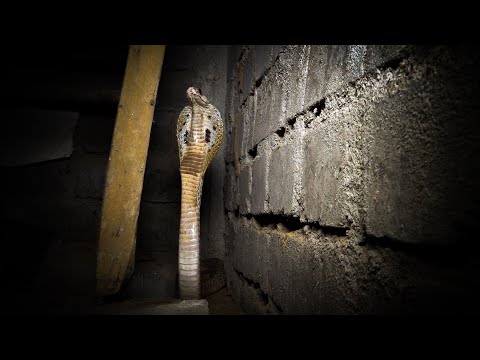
(304, 45, 409, 109)
(238, 164, 251, 215)
(250, 154, 267, 214)
(223, 44, 480, 314)
(363, 47, 480, 244)
(226, 215, 480, 314)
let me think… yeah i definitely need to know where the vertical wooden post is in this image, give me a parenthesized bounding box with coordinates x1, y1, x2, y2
(96, 45, 165, 297)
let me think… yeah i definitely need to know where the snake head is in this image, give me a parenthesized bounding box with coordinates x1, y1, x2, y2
(186, 86, 210, 108)
(177, 87, 223, 168)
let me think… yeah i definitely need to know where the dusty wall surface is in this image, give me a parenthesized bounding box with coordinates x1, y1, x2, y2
(223, 45, 480, 314)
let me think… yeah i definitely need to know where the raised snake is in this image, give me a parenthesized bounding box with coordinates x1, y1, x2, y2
(176, 87, 225, 299)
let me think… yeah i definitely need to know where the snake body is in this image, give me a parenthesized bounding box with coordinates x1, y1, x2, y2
(176, 87, 224, 299)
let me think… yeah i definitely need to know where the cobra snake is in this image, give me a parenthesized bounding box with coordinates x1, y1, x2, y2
(176, 87, 225, 299)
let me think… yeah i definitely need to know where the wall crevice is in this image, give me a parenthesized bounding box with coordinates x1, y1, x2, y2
(233, 268, 278, 311)
(229, 210, 349, 236)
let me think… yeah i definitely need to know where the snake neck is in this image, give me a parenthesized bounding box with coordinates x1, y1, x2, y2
(178, 144, 207, 299)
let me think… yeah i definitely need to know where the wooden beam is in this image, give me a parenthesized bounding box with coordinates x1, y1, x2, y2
(96, 45, 165, 297)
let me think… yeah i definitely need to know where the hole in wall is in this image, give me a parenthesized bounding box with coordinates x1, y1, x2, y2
(287, 118, 296, 129)
(248, 144, 258, 159)
(307, 98, 326, 116)
(251, 213, 348, 236)
(276, 127, 286, 138)
(378, 57, 403, 71)
(256, 287, 269, 304)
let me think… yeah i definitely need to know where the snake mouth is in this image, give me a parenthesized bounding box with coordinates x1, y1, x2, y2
(186, 86, 209, 107)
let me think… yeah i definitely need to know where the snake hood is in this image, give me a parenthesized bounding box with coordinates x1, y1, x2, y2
(176, 87, 223, 171)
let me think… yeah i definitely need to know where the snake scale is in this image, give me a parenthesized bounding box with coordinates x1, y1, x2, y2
(176, 87, 225, 299)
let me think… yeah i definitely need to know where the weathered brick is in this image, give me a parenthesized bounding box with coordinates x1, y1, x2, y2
(254, 45, 274, 81)
(281, 45, 310, 120)
(267, 230, 316, 314)
(268, 142, 296, 215)
(302, 116, 349, 227)
(250, 153, 267, 214)
(305, 45, 410, 110)
(363, 49, 480, 245)
(239, 95, 255, 158)
(228, 208, 480, 314)
(230, 217, 269, 292)
(363, 45, 409, 72)
(241, 47, 255, 104)
(238, 164, 251, 215)
(227, 46, 244, 81)
(224, 164, 239, 212)
(304, 46, 351, 109)
(252, 72, 284, 146)
(224, 75, 239, 164)
(271, 45, 283, 61)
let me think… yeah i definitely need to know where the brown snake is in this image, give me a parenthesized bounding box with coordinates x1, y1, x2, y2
(176, 87, 224, 299)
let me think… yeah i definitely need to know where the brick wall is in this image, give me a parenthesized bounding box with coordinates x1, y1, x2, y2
(223, 45, 480, 314)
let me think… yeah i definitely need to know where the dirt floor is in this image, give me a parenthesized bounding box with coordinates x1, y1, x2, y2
(206, 287, 246, 315)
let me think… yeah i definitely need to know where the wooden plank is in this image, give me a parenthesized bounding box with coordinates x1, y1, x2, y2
(96, 45, 165, 297)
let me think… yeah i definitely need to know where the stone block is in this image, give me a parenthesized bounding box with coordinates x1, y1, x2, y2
(254, 45, 273, 81)
(302, 116, 349, 227)
(252, 72, 284, 146)
(281, 45, 310, 120)
(250, 154, 268, 214)
(238, 164, 251, 215)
